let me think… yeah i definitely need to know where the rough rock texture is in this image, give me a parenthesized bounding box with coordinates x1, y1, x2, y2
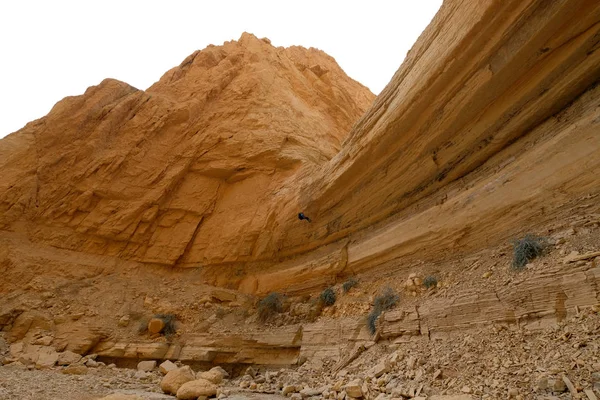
(160, 366, 196, 395)
(1, 2, 598, 288)
(0, 32, 373, 270)
(57, 350, 82, 366)
(158, 360, 177, 375)
(197, 369, 223, 384)
(176, 378, 217, 399)
(137, 360, 157, 372)
(1, 0, 600, 382)
(237, 0, 600, 294)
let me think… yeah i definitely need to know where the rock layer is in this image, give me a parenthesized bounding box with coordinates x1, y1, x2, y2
(1, 2, 599, 293)
(1, 0, 600, 372)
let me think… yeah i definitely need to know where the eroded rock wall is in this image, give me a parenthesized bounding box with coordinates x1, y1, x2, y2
(0, 33, 374, 268)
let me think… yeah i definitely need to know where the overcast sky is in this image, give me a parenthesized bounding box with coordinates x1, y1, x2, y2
(0, 1, 442, 138)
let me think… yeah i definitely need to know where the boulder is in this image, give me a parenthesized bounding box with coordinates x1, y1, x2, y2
(85, 359, 99, 367)
(134, 370, 149, 379)
(35, 346, 59, 369)
(198, 369, 223, 384)
(57, 350, 82, 366)
(209, 365, 229, 379)
(176, 378, 218, 399)
(137, 360, 157, 371)
(159, 360, 178, 375)
(368, 360, 391, 378)
(300, 387, 322, 397)
(161, 366, 196, 395)
(344, 379, 363, 398)
(282, 385, 296, 395)
(245, 366, 256, 378)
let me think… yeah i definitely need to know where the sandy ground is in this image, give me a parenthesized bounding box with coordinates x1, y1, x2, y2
(0, 362, 287, 400)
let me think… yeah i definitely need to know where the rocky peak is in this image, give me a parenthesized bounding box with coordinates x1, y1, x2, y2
(0, 33, 375, 267)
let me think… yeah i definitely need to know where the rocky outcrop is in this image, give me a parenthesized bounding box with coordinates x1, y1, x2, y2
(94, 325, 302, 365)
(238, 0, 600, 292)
(1, 1, 599, 292)
(1, 0, 600, 376)
(0, 32, 373, 268)
(4, 257, 597, 367)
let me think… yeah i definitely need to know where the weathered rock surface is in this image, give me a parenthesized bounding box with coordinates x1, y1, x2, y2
(57, 350, 82, 366)
(0, 32, 373, 270)
(160, 366, 196, 395)
(96, 325, 302, 364)
(198, 369, 223, 384)
(158, 360, 177, 375)
(238, 0, 600, 294)
(1, 0, 600, 381)
(176, 378, 217, 399)
(137, 360, 156, 371)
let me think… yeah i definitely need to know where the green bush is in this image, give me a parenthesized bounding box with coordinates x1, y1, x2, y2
(257, 292, 284, 322)
(320, 287, 336, 306)
(423, 276, 438, 289)
(367, 287, 399, 334)
(342, 277, 358, 293)
(512, 234, 547, 270)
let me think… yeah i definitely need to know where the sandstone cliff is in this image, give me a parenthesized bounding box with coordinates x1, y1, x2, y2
(235, 0, 600, 294)
(1, 0, 600, 384)
(0, 32, 374, 268)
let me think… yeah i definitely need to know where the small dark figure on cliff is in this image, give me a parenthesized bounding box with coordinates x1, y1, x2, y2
(298, 212, 311, 223)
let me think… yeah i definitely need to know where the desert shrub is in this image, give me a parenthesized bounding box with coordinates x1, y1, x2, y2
(342, 277, 358, 293)
(215, 307, 227, 319)
(137, 316, 150, 334)
(257, 292, 284, 322)
(320, 287, 336, 306)
(367, 311, 380, 335)
(423, 276, 438, 289)
(373, 287, 399, 311)
(367, 287, 399, 335)
(512, 234, 547, 270)
(155, 313, 177, 336)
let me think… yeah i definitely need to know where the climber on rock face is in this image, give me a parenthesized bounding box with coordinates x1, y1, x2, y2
(298, 212, 311, 223)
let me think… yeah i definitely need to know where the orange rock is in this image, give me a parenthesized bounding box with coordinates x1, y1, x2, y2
(4, 0, 597, 300)
(0, 32, 372, 272)
(161, 366, 196, 395)
(2, 0, 600, 371)
(176, 378, 217, 399)
(148, 318, 165, 334)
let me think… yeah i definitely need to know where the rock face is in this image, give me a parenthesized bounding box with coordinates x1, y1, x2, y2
(176, 378, 217, 399)
(237, 0, 600, 294)
(1, 0, 600, 374)
(1, 2, 598, 292)
(0, 32, 373, 269)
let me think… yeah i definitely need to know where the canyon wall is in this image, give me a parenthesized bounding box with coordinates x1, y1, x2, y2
(0, 33, 373, 270)
(1, 0, 600, 368)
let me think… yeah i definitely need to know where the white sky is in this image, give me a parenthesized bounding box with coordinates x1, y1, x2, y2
(0, 1, 442, 139)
